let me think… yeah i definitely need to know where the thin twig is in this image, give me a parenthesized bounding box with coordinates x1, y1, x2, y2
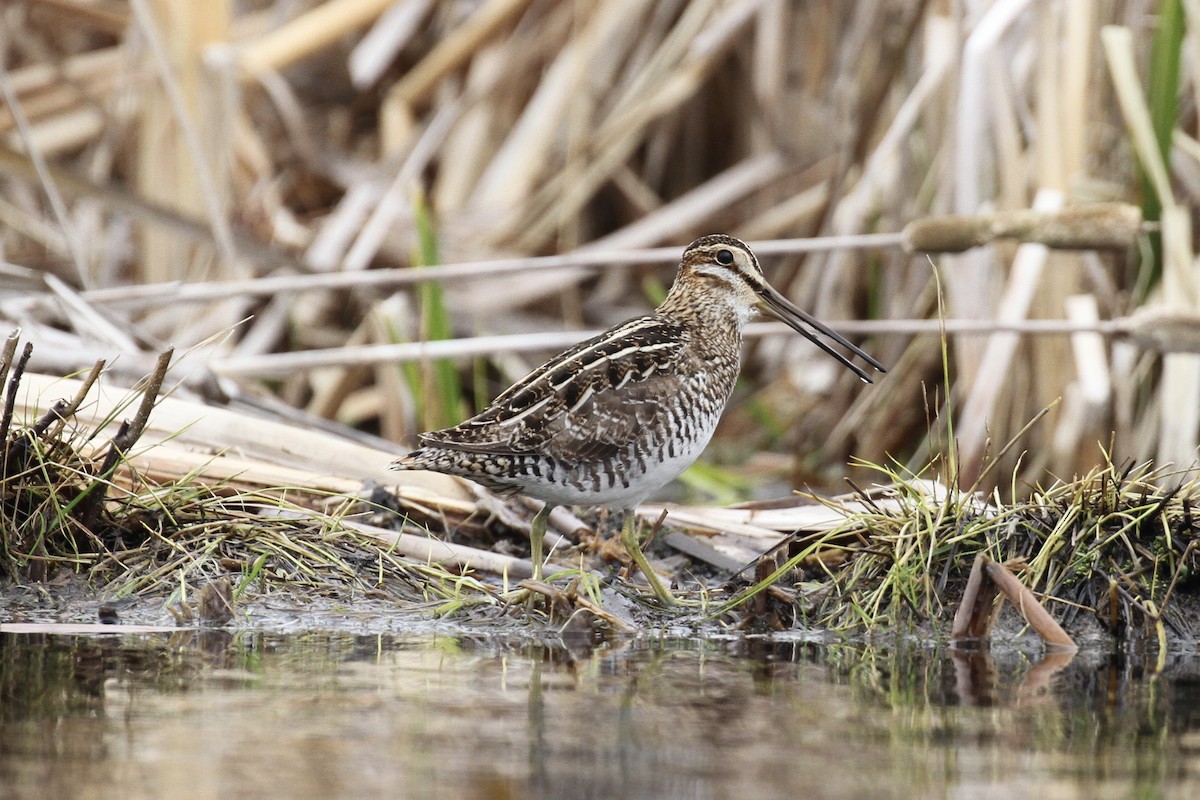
(0, 342, 33, 448)
(31, 359, 106, 439)
(0, 340, 33, 491)
(77, 233, 909, 309)
(209, 319, 1132, 378)
(0, 330, 20, 394)
(77, 349, 173, 531)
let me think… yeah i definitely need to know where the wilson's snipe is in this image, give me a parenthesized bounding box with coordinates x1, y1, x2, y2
(392, 234, 884, 604)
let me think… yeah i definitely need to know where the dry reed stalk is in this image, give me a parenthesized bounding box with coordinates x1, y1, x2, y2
(903, 205, 1143, 253)
(0, 47, 123, 131)
(133, 0, 235, 283)
(949, 0, 1036, 383)
(349, 0, 435, 89)
(68, 233, 906, 311)
(464, 1, 634, 213)
(1056, 293, 1111, 468)
(1157, 208, 1200, 472)
(949, 554, 1078, 652)
(0, 50, 114, 157)
(210, 319, 1146, 379)
(12, 371, 463, 496)
(343, 517, 540, 579)
(9, 107, 104, 156)
(956, 190, 1062, 484)
(236, 0, 395, 78)
(21, 0, 129, 34)
(384, 0, 535, 109)
(1104, 25, 1200, 473)
(0, 64, 91, 285)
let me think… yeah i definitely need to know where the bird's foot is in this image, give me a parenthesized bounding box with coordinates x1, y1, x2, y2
(619, 513, 677, 607)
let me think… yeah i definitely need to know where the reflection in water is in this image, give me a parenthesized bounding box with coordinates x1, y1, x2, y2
(1, 630, 1199, 799)
(950, 647, 1078, 707)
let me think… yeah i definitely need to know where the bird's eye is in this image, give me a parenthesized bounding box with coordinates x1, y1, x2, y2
(715, 249, 734, 265)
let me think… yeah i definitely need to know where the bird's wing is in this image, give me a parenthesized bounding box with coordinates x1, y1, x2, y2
(538, 368, 686, 462)
(418, 315, 688, 459)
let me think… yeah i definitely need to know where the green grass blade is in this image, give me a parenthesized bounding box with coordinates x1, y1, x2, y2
(1139, 0, 1184, 294)
(409, 189, 463, 431)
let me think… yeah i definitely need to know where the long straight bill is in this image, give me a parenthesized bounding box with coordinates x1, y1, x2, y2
(758, 286, 887, 383)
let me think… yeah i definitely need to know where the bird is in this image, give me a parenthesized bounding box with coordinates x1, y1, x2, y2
(391, 234, 884, 605)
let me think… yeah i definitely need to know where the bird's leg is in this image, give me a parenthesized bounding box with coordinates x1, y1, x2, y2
(619, 510, 676, 606)
(529, 503, 554, 582)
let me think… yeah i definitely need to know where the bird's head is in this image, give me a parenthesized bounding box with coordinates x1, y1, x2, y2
(671, 234, 885, 383)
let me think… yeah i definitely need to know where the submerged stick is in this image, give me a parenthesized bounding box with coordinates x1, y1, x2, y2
(949, 553, 1002, 643)
(983, 559, 1078, 651)
(950, 554, 1077, 652)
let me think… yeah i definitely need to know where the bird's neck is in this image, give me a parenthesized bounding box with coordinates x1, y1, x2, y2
(658, 278, 753, 339)
(657, 278, 745, 398)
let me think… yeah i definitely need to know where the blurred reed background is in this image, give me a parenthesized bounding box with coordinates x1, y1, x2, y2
(0, 0, 1196, 499)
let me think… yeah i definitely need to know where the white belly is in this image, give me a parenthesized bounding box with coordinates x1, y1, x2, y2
(525, 424, 718, 509)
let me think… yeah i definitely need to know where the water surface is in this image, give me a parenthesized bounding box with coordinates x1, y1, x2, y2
(2, 629, 1198, 799)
